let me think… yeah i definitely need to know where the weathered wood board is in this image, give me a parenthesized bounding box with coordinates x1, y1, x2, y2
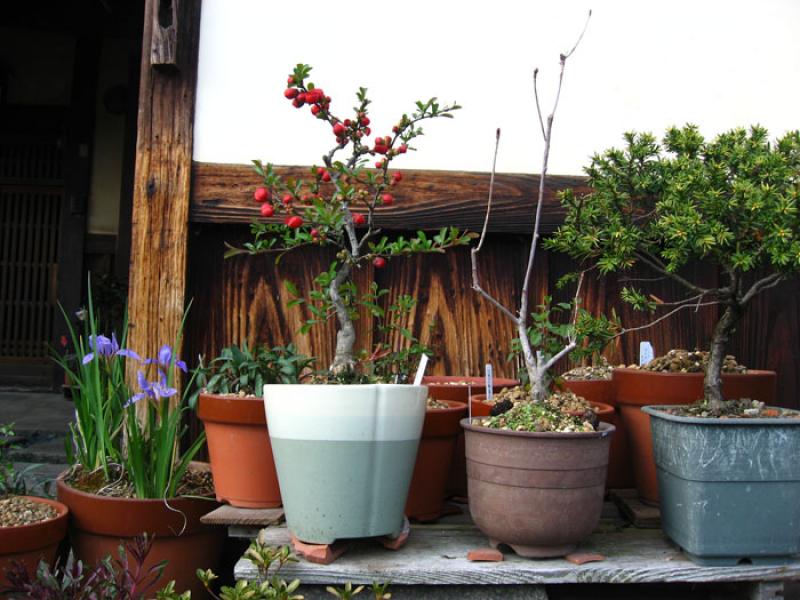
(237, 522, 800, 586)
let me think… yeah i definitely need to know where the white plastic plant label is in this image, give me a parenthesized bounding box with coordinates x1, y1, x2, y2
(485, 364, 494, 401)
(413, 354, 429, 386)
(639, 341, 654, 366)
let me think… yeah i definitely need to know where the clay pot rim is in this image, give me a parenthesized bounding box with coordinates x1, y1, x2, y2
(199, 391, 266, 425)
(462, 418, 615, 439)
(613, 367, 776, 379)
(422, 376, 520, 388)
(643, 404, 800, 425)
(55, 473, 214, 508)
(427, 399, 468, 413)
(0, 496, 68, 532)
(470, 394, 614, 416)
(0, 496, 69, 554)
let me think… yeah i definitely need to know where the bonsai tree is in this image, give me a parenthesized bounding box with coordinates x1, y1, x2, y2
(226, 63, 473, 378)
(546, 124, 800, 412)
(471, 13, 615, 406)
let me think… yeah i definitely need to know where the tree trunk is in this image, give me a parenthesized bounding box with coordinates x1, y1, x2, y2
(329, 262, 356, 375)
(704, 302, 743, 413)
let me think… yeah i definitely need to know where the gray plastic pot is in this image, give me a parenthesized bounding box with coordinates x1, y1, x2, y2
(644, 405, 800, 566)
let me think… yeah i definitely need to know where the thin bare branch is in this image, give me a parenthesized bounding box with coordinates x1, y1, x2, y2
(634, 251, 711, 296)
(617, 301, 721, 337)
(533, 69, 546, 140)
(741, 272, 785, 304)
(475, 128, 501, 253)
(562, 10, 592, 60)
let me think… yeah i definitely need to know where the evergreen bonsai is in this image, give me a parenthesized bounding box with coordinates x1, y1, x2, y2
(547, 124, 800, 413)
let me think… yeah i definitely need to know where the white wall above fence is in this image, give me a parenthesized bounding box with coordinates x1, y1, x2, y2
(194, 0, 800, 175)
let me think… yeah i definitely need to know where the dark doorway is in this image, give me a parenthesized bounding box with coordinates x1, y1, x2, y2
(0, 1, 143, 389)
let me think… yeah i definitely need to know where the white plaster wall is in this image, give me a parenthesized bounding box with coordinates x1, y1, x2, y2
(194, 0, 800, 176)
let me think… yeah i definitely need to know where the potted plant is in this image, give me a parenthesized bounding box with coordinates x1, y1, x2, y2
(52, 293, 224, 597)
(195, 343, 314, 508)
(227, 63, 472, 545)
(0, 423, 69, 588)
(465, 16, 617, 558)
(549, 124, 800, 563)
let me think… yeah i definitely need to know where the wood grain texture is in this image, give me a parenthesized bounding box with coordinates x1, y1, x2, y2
(200, 505, 284, 527)
(238, 522, 800, 585)
(126, 0, 201, 374)
(190, 162, 588, 234)
(184, 224, 799, 408)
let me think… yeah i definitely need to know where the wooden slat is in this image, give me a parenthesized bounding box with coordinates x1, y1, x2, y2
(200, 505, 284, 527)
(126, 0, 202, 371)
(190, 162, 588, 234)
(240, 522, 800, 586)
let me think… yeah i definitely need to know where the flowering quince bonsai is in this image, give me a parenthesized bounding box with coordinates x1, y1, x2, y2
(546, 125, 800, 415)
(226, 63, 474, 377)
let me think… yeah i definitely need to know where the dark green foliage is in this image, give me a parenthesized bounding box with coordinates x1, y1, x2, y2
(192, 343, 314, 404)
(548, 125, 800, 278)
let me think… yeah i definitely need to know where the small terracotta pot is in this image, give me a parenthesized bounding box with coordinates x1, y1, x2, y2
(423, 376, 519, 498)
(199, 393, 281, 508)
(463, 419, 614, 558)
(405, 400, 468, 521)
(562, 379, 634, 489)
(614, 368, 777, 505)
(57, 477, 224, 598)
(0, 497, 68, 588)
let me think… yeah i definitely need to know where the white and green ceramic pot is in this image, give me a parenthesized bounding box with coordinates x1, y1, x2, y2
(264, 384, 426, 544)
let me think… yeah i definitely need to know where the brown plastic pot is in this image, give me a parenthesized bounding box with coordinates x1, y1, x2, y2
(562, 378, 634, 489)
(463, 418, 614, 558)
(56, 477, 224, 598)
(423, 376, 519, 498)
(0, 497, 68, 588)
(198, 392, 281, 508)
(405, 400, 467, 521)
(614, 368, 777, 505)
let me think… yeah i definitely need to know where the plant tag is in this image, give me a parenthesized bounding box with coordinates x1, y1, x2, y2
(639, 341, 654, 366)
(413, 354, 429, 386)
(485, 364, 494, 401)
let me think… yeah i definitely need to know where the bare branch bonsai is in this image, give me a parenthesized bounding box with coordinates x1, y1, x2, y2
(471, 13, 611, 403)
(546, 125, 800, 413)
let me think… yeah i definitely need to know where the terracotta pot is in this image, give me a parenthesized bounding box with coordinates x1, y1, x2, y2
(198, 392, 281, 508)
(405, 400, 468, 521)
(562, 378, 634, 489)
(0, 497, 68, 588)
(423, 376, 519, 498)
(463, 419, 614, 558)
(614, 368, 777, 505)
(56, 477, 224, 598)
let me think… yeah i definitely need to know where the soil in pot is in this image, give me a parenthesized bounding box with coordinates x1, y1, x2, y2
(405, 398, 468, 521)
(644, 405, 800, 565)
(463, 402, 613, 558)
(561, 368, 633, 490)
(199, 392, 281, 508)
(0, 496, 68, 588)
(614, 350, 776, 505)
(56, 468, 224, 598)
(422, 375, 519, 499)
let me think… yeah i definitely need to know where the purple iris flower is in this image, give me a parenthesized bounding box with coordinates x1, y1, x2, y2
(81, 333, 141, 365)
(145, 344, 187, 373)
(126, 370, 178, 407)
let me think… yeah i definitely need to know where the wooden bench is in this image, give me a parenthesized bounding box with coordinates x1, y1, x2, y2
(204, 503, 800, 599)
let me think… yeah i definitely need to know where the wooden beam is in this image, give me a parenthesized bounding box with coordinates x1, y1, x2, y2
(190, 162, 589, 234)
(126, 0, 201, 367)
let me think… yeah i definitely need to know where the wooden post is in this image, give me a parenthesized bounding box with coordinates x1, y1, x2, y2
(126, 0, 201, 379)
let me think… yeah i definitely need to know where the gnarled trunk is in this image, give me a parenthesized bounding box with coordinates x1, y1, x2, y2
(704, 302, 743, 413)
(328, 262, 356, 375)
